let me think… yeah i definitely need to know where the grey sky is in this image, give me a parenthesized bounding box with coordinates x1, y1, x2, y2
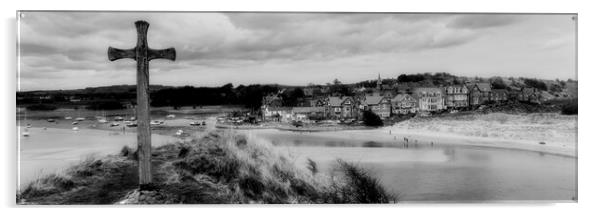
(18, 12, 576, 91)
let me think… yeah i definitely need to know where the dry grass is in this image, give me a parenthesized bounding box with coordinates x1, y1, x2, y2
(19, 155, 139, 204)
(18, 130, 395, 204)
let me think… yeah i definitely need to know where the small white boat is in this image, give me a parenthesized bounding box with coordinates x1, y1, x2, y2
(151, 120, 164, 126)
(47, 119, 56, 122)
(65, 116, 73, 120)
(26, 124, 32, 128)
(75, 117, 86, 121)
(175, 129, 184, 136)
(126, 122, 137, 127)
(114, 116, 124, 121)
(110, 122, 120, 127)
(71, 121, 79, 125)
(72, 127, 79, 131)
(166, 114, 176, 118)
(189, 121, 201, 126)
(129, 117, 136, 121)
(98, 119, 108, 123)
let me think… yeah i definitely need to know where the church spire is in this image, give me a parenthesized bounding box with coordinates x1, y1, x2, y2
(377, 73, 382, 90)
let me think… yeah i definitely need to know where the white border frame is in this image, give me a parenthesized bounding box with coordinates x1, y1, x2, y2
(2, 0, 599, 215)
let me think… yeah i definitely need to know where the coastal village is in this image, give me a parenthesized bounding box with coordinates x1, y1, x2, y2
(17, 72, 577, 129)
(260, 73, 569, 124)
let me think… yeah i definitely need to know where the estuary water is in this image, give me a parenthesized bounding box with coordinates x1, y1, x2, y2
(19, 126, 576, 201)
(246, 129, 577, 202)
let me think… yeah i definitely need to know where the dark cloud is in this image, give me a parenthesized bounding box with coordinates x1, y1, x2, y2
(22, 12, 484, 65)
(20, 12, 556, 90)
(179, 13, 481, 62)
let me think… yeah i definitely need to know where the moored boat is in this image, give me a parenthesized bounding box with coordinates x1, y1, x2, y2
(126, 122, 137, 127)
(151, 120, 164, 126)
(22, 128, 30, 137)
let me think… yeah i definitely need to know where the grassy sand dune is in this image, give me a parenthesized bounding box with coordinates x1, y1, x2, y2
(18, 130, 395, 204)
(393, 112, 577, 145)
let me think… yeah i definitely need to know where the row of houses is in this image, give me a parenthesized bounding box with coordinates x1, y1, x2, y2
(262, 82, 543, 122)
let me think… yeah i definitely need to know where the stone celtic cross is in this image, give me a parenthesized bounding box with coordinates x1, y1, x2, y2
(108, 20, 176, 188)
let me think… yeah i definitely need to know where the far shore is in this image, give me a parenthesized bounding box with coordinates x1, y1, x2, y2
(215, 122, 371, 132)
(18, 112, 577, 158)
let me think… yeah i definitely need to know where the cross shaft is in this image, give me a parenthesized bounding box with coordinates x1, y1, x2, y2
(107, 20, 176, 187)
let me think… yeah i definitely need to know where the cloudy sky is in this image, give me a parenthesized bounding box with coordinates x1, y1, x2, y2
(18, 12, 576, 91)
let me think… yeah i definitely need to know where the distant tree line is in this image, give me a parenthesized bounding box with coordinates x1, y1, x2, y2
(280, 88, 305, 107)
(397, 72, 463, 86)
(523, 78, 548, 91)
(19, 84, 282, 111)
(150, 84, 279, 110)
(86, 101, 126, 110)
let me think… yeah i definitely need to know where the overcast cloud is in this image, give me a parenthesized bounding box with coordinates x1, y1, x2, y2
(18, 12, 576, 91)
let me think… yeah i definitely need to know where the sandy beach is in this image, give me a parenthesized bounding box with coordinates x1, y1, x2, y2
(246, 113, 577, 157)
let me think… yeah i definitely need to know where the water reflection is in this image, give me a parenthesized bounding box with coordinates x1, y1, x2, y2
(362, 141, 383, 148)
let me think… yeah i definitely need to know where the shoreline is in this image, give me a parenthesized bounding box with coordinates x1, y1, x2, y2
(244, 127, 577, 158)
(20, 123, 577, 158)
(215, 123, 371, 132)
(19, 113, 577, 158)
